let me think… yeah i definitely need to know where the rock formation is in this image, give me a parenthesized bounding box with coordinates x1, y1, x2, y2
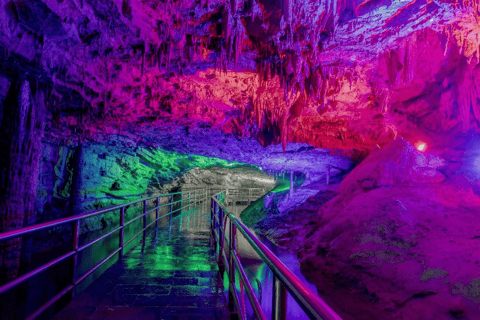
(253, 138, 480, 319)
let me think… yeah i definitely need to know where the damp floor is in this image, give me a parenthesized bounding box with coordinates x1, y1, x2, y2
(54, 207, 230, 320)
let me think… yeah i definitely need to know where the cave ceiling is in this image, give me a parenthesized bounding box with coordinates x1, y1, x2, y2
(0, 0, 479, 154)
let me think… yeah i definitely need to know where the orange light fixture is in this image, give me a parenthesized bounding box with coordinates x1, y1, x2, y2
(416, 142, 426, 151)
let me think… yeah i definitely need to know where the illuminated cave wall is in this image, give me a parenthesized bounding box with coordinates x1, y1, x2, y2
(0, 0, 479, 153)
(35, 137, 262, 224)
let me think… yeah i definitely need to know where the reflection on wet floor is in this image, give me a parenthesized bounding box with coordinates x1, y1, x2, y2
(54, 207, 229, 320)
(228, 205, 316, 320)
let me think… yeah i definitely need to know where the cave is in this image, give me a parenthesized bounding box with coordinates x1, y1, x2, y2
(1, 0, 480, 319)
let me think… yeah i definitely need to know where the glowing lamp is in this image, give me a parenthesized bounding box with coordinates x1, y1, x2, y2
(416, 142, 426, 151)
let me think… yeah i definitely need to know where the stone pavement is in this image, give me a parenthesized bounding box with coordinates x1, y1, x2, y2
(54, 208, 229, 320)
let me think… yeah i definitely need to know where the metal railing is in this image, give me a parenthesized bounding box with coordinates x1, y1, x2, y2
(183, 187, 267, 206)
(225, 188, 265, 206)
(0, 188, 208, 320)
(210, 192, 342, 320)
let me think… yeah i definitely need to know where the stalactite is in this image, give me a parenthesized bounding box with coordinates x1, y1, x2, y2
(281, 108, 289, 152)
(443, 26, 451, 57)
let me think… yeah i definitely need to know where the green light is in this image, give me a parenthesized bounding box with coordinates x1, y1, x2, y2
(138, 147, 249, 172)
(269, 179, 290, 193)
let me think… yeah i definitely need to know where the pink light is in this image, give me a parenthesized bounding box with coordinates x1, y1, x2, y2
(416, 142, 426, 152)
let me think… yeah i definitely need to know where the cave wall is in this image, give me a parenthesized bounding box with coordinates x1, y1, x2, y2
(179, 166, 277, 191)
(34, 136, 277, 225)
(0, 0, 478, 155)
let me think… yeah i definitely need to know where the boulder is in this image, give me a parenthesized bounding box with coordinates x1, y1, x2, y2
(298, 139, 480, 320)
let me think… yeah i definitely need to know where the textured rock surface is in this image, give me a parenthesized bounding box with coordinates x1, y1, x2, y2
(240, 158, 349, 226)
(254, 139, 480, 319)
(0, 78, 45, 282)
(0, 0, 479, 152)
(35, 137, 276, 223)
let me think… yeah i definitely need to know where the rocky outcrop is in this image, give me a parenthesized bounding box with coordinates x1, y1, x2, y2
(294, 139, 480, 319)
(250, 138, 480, 319)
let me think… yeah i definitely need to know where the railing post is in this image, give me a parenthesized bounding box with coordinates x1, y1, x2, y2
(188, 193, 191, 211)
(72, 220, 80, 298)
(170, 195, 174, 215)
(214, 201, 218, 237)
(143, 199, 147, 241)
(272, 276, 287, 320)
(219, 208, 224, 262)
(155, 196, 160, 228)
(119, 207, 125, 258)
(210, 197, 215, 247)
(228, 219, 236, 313)
(180, 193, 183, 212)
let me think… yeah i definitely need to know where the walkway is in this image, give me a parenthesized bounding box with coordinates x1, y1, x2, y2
(54, 207, 230, 320)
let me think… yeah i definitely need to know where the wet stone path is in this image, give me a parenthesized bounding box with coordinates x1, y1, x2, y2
(54, 208, 229, 320)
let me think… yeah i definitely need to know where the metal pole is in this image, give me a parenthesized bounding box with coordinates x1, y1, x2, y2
(219, 208, 225, 261)
(180, 193, 183, 213)
(210, 198, 215, 248)
(229, 219, 237, 313)
(169, 196, 173, 238)
(188, 193, 191, 211)
(228, 219, 234, 312)
(272, 276, 287, 320)
(214, 201, 218, 237)
(72, 220, 80, 298)
(143, 199, 147, 241)
(155, 197, 159, 228)
(119, 207, 125, 258)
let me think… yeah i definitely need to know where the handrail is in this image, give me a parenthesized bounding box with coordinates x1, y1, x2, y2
(0, 189, 202, 242)
(211, 193, 342, 320)
(0, 188, 209, 320)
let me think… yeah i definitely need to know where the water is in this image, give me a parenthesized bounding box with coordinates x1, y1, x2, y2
(228, 205, 318, 320)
